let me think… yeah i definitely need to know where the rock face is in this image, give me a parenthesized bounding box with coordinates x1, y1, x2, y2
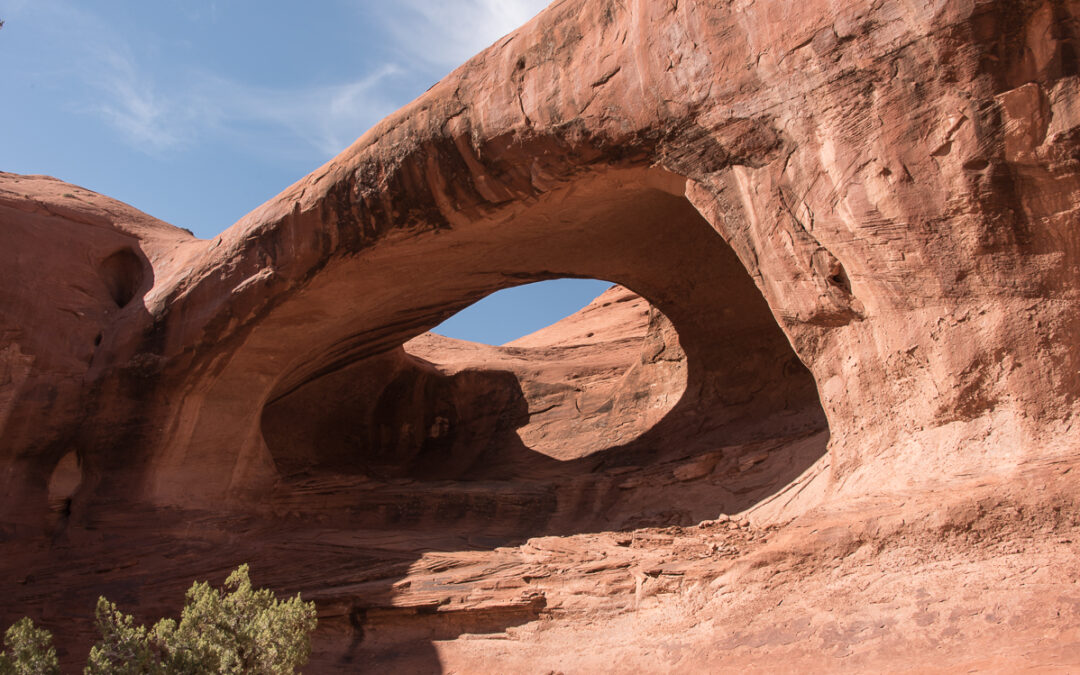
(2, 0, 1080, 671)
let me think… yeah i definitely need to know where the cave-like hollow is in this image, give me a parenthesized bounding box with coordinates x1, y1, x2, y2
(253, 167, 828, 537)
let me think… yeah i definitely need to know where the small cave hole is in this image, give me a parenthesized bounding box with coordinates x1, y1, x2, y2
(99, 248, 145, 308)
(47, 451, 82, 517)
(812, 248, 853, 295)
(828, 264, 852, 294)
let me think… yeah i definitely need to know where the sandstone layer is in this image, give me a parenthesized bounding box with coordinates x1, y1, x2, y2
(2, 0, 1080, 671)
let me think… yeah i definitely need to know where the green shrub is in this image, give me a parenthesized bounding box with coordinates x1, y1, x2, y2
(3, 565, 316, 674)
(0, 617, 59, 675)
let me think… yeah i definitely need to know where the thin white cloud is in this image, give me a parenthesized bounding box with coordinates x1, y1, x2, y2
(192, 65, 402, 158)
(17, 1, 402, 158)
(10, 0, 549, 160)
(371, 0, 551, 68)
(91, 46, 188, 152)
(87, 42, 401, 158)
(10, 1, 196, 152)
(90, 50, 399, 158)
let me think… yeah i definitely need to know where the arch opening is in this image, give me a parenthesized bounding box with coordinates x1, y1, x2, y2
(430, 278, 616, 346)
(408, 282, 690, 462)
(261, 280, 688, 478)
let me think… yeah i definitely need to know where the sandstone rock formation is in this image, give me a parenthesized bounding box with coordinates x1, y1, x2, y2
(2, 0, 1080, 671)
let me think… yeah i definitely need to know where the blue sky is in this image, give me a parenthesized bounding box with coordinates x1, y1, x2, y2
(0, 0, 612, 345)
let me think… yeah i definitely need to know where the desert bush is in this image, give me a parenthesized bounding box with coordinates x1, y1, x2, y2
(2, 565, 316, 674)
(0, 617, 59, 675)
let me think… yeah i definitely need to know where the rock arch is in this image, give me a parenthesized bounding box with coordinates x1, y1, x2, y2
(129, 167, 823, 513)
(59, 0, 1078, 516)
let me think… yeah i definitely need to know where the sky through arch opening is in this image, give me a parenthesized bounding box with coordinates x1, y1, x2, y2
(430, 278, 615, 346)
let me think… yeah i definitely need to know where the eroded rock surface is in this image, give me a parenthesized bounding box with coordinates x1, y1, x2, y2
(2, 0, 1080, 671)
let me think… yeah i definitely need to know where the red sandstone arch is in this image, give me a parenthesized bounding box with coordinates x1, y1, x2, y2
(253, 174, 825, 487)
(118, 167, 822, 508)
(59, 0, 1079, 515)
(9, 0, 852, 517)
